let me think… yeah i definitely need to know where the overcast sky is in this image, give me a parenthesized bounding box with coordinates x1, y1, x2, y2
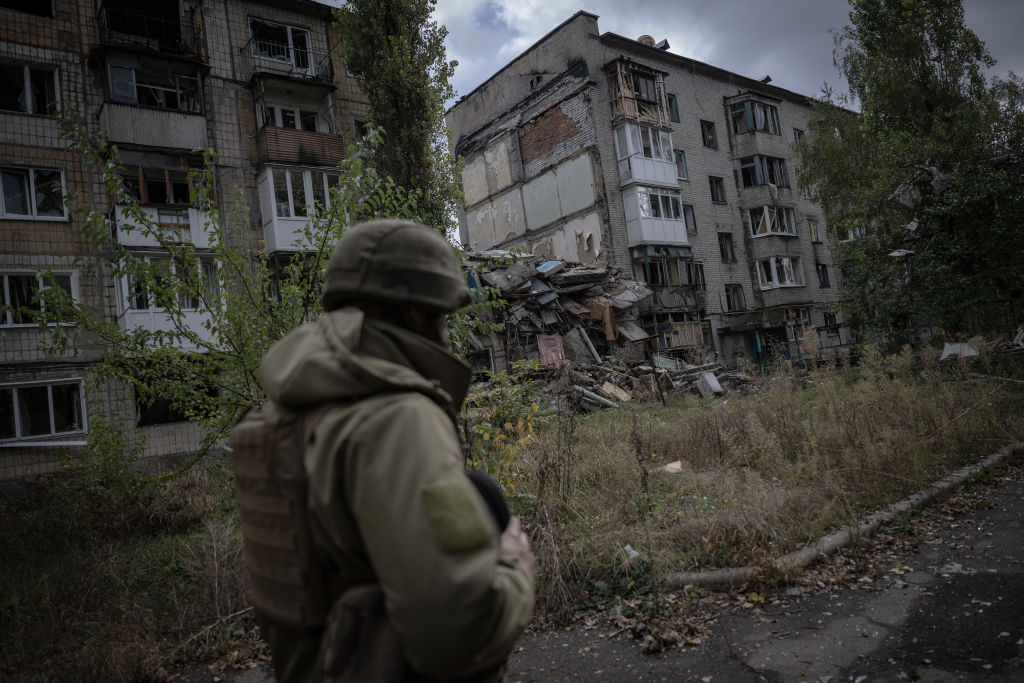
(432, 0, 1024, 105)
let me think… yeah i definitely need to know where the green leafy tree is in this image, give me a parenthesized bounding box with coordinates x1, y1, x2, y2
(798, 0, 1024, 347)
(25, 114, 428, 472)
(334, 0, 461, 232)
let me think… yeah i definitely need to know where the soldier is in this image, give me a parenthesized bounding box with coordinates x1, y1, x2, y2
(238, 219, 535, 682)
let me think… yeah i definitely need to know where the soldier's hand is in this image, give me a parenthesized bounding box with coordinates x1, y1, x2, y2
(499, 516, 536, 580)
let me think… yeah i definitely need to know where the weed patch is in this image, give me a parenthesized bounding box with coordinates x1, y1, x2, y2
(521, 352, 1024, 619)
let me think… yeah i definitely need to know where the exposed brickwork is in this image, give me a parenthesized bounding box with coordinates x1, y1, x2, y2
(518, 104, 584, 166)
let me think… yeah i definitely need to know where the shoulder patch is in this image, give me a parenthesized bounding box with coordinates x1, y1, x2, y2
(422, 480, 493, 554)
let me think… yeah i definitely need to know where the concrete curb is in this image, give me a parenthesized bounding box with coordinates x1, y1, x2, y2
(662, 441, 1024, 591)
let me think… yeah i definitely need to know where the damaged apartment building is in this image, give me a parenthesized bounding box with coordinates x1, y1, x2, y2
(0, 0, 366, 481)
(447, 11, 850, 373)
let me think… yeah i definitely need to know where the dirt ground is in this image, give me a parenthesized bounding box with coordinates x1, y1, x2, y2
(175, 462, 1024, 683)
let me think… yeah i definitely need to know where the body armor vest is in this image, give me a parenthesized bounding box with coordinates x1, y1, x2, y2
(231, 400, 334, 630)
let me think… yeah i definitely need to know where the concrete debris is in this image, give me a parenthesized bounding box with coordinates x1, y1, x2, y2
(939, 342, 979, 360)
(464, 250, 748, 411)
(656, 460, 683, 474)
(695, 371, 723, 398)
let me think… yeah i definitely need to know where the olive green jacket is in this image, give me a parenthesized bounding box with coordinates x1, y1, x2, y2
(257, 307, 534, 682)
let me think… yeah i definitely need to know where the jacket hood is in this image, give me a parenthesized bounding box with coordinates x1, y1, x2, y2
(258, 307, 472, 411)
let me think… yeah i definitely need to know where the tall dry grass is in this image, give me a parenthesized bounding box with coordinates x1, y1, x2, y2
(521, 348, 1024, 616)
(0, 459, 252, 682)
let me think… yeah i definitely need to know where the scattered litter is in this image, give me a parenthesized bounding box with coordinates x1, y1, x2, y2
(939, 343, 979, 360)
(656, 461, 683, 474)
(623, 544, 640, 560)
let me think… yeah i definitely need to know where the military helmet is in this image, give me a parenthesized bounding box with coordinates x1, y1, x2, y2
(322, 219, 471, 313)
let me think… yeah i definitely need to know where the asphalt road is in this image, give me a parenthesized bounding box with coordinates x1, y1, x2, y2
(186, 465, 1024, 683)
(507, 468, 1024, 682)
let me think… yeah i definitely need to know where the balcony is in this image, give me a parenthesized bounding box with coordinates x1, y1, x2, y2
(113, 205, 213, 249)
(118, 309, 214, 350)
(241, 36, 332, 86)
(97, 4, 201, 57)
(98, 101, 207, 149)
(606, 59, 669, 127)
(256, 126, 346, 167)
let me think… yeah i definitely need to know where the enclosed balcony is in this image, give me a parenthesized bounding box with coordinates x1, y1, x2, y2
(621, 185, 689, 248)
(241, 28, 332, 86)
(96, 1, 201, 57)
(613, 121, 677, 187)
(112, 205, 213, 250)
(256, 126, 345, 167)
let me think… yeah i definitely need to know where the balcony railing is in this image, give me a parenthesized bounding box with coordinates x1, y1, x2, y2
(241, 36, 333, 85)
(255, 126, 345, 167)
(97, 4, 200, 56)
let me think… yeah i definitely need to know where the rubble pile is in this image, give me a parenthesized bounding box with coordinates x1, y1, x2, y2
(465, 251, 759, 411)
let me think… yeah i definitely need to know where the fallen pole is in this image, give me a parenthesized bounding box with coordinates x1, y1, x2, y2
(572, 384, 618, 409)
(663, 441, 1024, 591)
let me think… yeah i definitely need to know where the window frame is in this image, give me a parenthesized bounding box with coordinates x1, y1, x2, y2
(248, 17, 313, 73)
(1, 165, 67, 220)
(730, 100, 781, 135)
(724, 283, 745, 312)
(269, 167, 340, 219)
(666, 93, 680, 123)
(757, 256, 804, 289)
(808, 219, 820, 242)
(718, 232, 736, 262)
(700, 120, 718, 149)
(125, 253, 219, 312)
(674, 149, 688, 180)
(0, 61, 59, 115)
(708, 175, 726, 203)
(748, 205, 796, 237)
(0, 378, 87, 442)
(258, 102, 323, 132)
(1, 270, 74, 326)
(815, 262, 831, 288)
(107, 62, 202, 114)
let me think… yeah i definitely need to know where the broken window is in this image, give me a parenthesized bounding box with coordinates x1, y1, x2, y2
(725, 284, 745, 312)
(116, 152, 202, 209)
(730, 100, 781, 135)
(793, 128, 804, 142)
(107, 59, 201, 113)
(258, 103, 323, 132)
(0, 62, 58, 115)
(684, 261, 706, 290)
(709, 175, 726, 203)
(823, 311, 839, 333)
(667, 93, 680, 122)
(748, 206, 796, 236)
(808, 219, 820, 242)
(815, 262, 831, 288)
(0, 0, 54, 17)
(630, 245, 691, 287)
(718, 232, 735, 261)
(608, 60, 668, 124)
(739, 155, 789, 187)
(353, 117, 369, 141)
(1, 165, 65, 219)
(674, 149, 688, 179)
(0, 379, 85, 441)
(1, 271, 72, 325)
(757, 256, 804, 289)
(249, 18, 311, 72)
(682, 204, 696, 233)
(700, 120, 717, 149)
